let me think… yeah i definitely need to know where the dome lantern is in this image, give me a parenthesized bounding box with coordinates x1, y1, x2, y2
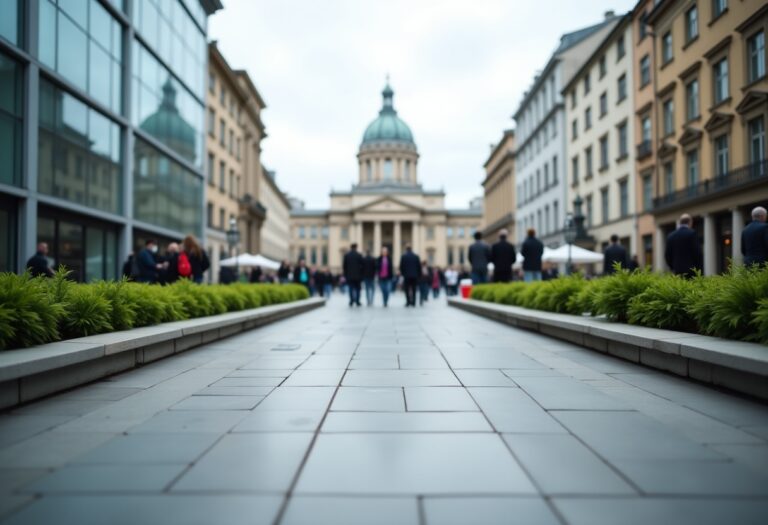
(361, 80, 415, 147)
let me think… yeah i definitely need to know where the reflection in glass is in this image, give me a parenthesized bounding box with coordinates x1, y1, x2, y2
(0, 0, 20, 46)
(0, 52, 23, 187)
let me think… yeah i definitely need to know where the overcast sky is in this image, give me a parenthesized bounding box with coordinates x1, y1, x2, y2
(209, 0, 637, 209)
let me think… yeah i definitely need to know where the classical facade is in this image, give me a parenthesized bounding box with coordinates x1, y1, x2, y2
(258, 169, 291, 262)
(290, 83, 482, 271)
(648, 0, 767, 274)
(564, 14, 637, 259)
(513, 14, 620, 248)
(482, 130, 516, 243)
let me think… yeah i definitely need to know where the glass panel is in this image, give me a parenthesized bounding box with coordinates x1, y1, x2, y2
(38, 0, 57, 68)
(89, 41, 112, 108)
(58, 14, 88, 90)
(86, 227, 104, 281)
(0, 201, 16, 272)
(0, 53, 22, 187)
(105, 229, 117, 280)
(59, 0, 88, 29)
(89, 0, 111, 50)
(37, 217, 56, 269)
(0, 0, 19, 45)
(58, 221, 84, 281)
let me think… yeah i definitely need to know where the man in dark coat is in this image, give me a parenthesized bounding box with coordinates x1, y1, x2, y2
(520, 228, 544, 282)
(399, 244, 421, 307)
(742, 206, 768, 267)
(468, 231, 491, 284)
(26, 242, 54, 278)
(343, 243, 364, 307)
(491, 229, 516, 283)
(603, 234, 628, 275)
(362, 251, 377, 306)
(136, 240, 163, 283)
(665, 214, 702, 278)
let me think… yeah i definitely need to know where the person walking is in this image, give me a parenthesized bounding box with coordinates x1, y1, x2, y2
(444, 266, 459, 296)
(665, 214, 702, 278)
(136, 239, 164, 283)
(742, 206, 768, 267)
(362, 250, 377, 306)
(26, 242, 54, 278)
(491, 229, 516, 283)
(399, 244, 421, 307)
(418, 261, 431, 306)
(468, 231, 491, 284)
(343, 243, 364, 307)
(179, 235, 210, 283)
(277, 261, 291, 284)
(520, 229, 544, 282)
(159, 242, 180, 284)
(376, 246, 394, 307)
(603, 234, 628, 275)
(431, 266, 442, 299)
(250, 265, 263, 283)
(293, 259, 311, 291)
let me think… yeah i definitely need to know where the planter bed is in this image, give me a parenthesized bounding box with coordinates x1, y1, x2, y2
(449, 297, 768, 401)
(0, 297, 325, 410)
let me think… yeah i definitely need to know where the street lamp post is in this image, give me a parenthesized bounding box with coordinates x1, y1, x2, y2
(564, 212, 577, 276)
(226, 218, 241, 282)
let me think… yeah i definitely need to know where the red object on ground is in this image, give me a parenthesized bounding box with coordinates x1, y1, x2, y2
(459, 279, 473, 299)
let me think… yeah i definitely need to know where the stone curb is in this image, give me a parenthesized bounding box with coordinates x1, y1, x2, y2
(0, 297, 325, 409)
(448, 297, 768, 401)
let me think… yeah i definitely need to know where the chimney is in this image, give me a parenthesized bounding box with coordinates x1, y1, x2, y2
(604, 10, 615, 20)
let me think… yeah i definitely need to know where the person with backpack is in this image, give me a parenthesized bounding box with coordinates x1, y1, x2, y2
(179, 235, 210, 283)
(159, 242, 180, 284)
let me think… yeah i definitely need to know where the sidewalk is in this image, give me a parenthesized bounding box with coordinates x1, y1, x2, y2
(1, 293, 767, 524)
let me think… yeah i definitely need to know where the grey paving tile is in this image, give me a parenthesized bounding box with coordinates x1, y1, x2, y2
(233, 411, 323, 432)
(226, 369, 294, 378)
(343, 370, 460, 387)
(513, 376, 629, 410)
(255, 387, 335, 411)
(73, 433, 220, 464)
(239, 359, 304, 370)
(0, 468, 48, 492)
(298, 355, 351, 369)
(281, 496, 419, 525)
(0, 494, 33, 520)
(553, 411, 725, 461)
(0, 415, 73, 448)
(469, 388, 566, 433)
(128, 410, 247, 434)
(195, 386, 272, 396)
(404, 387, 478, 411)
(553, 497, 768, 525)
(422, 497, 560, 525)
(398, 355, 449, 369)
(170, 396, 261, 411)
(332, 387, 405, 412)
(213, 377, 284, 387)
(444, 350, 546, 369)
(55, 385, 144, 401)
(281, 369, 345, 386)
(0, 431, 114, 469)
(22, 464, 184, 493)
(707, 444, 768, 473)
(348, 358, 399, 369)
(0, 494, 283, 525)
(322, 412, 491, 432)
(173, 433, 313, 492)
(296, 433, 537, 495)
(613, 460, 768, 495)
(503, 434, 635, 495)
(742, 425, 768, 441)
(454, 369, 518, 386)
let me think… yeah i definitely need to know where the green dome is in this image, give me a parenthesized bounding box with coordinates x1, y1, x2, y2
(361, 83, 415, 146)
(140, 79, 197, 162)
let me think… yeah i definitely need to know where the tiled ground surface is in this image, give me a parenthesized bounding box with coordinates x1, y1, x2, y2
(1, 295, 768, 524)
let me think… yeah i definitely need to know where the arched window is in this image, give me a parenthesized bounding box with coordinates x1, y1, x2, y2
(383, 159, 393, 180)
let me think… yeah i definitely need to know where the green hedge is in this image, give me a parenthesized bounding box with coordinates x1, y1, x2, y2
(0, 271, 310, 350)
(470, 266, 768, 344)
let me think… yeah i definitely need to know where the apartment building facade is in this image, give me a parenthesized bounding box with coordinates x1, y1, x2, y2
(482, 130, 516, 243)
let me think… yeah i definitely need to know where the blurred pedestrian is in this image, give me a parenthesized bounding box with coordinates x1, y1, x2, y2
(520, 229, 543, 282)
(26, 242, 54, 278)
(665, 214, 702, 278)
(180, 236, 209, 283)
(376, 246, 394, 307)
(278, 260, 291, 284)
(293, 259, 311, 291)
(742, 206, 768, 267)
(399, 244, 421, 307)
(468, 231, 491, 284)
(491, 229, 516, 283)
(136, 239, 163, 283)
(343, 243, 364, 307)
(603, 234, 628, 275)
(250, 265, 263, 283)
(444, 266, 459, 296)
(363, 250, 377, 306)
(419, 261, 431, 306)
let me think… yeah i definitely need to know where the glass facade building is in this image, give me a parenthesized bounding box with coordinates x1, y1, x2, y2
(0, 0, 221, 280)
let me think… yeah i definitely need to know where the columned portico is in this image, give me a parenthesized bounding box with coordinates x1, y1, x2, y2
(393, 220, 401, 262)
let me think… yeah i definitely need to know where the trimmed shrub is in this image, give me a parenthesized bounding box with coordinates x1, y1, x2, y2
(58, 284, 113, 339)
(590, 270, 657, 322)
(0, 273, 63, 348)
(752, 298, 768, 345)
(627, 274, 697, 331)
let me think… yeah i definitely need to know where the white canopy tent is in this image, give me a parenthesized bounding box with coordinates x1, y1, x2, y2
(542, 244, 602, 264)
(219, 253, 281, 270)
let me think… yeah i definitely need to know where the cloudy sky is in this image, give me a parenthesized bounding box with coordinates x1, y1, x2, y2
(209, 0, 637, 209)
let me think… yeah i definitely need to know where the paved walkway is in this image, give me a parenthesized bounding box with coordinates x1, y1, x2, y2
(1, 295, 768, 524)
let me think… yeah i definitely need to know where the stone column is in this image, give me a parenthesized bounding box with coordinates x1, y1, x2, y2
(393, 221, 402, 262)
(731, 208, 744, 267)
(411, 221, 420, 255)
(654, 224, 666, 272)
(703, 213, 716, 276)
(373, 221, 382, 253)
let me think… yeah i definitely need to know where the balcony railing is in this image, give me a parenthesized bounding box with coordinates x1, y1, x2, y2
(653, 159, 767, 211)
(636, 140, 652, 160)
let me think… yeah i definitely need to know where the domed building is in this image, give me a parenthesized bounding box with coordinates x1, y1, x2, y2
(290, 81, 482, 271)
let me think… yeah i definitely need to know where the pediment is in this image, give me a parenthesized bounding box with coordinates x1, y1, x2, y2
(354, 196, 424, 214)
(657, 141, 678, 157)
(678, 127, 703, 146)
(735, 90, 768, 115)
(704, 112, 734, 132)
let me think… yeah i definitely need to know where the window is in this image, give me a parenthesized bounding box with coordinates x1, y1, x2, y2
(664, 162, 675, 195)
(584, 73, 591, 95)
(617, 74, 627, 102)
(585, 146, 593, 177)
(619, 180, 629, 218)
(599, 55, 607, 78)
(552, 156, 558, 183)
(553, 201, 559, 229)
(617, 34, 625, 60)
(228, 129, 234, 154)
(220, 88, 226, 106)
(426, 227, 435, 240)
(209, 73, 215, 94)
(458, 227, 465, 238)
(601, 187, 609, 224)
(341, 227, 349, 240)
(714, 134, 729, 176)
(599, 135, 609, 169)
(208, 109, 215, 136)
(585, 107, 592, 130)
(321, 226, 329, 239)
(748, 31, 765, 83)
(572, 119, 578, 140)
(298, 226, 305, 239)
(663, 99, 674, 136)
(219, 119, 225, 147)
(641, 116, 652, 143)
(404, 160, 411, 181)
(219, 208, 225, 230)
(639, 11, 648, 40)
(536, 170, 541, 194)
(219, 160, 225, 191)
(235, 176, 240, 198)
(713, 57, 729, 103)
(712, 0, 727, 19)
(366, 160, 372, 181)
(207, 153, 214, 186)
(618, 122, 628, 158)
(685, 6, 698, 43)
(685, 79, 699, 120)
(310, 226, 317, 239)
(662, 31, 673, 63)
(383, 158, 393, 180)
(236, 138, 241, 160)
(749, 117, 765, 164)
(599, 92, 607, 117)
(640, 55, 651, 87)
(571, 156, 579, 185)
(586, 194, 593, 226)
(446, 226, 453, 239)
(228, 170, 234, 197)
(0, 52, 23, 188)
(642, 174, 652, 212)
(686, 149, 699, 187)
(571, 91, 576, 109)
(206, 202, 213, 227)
(544, 164, 549, 189)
